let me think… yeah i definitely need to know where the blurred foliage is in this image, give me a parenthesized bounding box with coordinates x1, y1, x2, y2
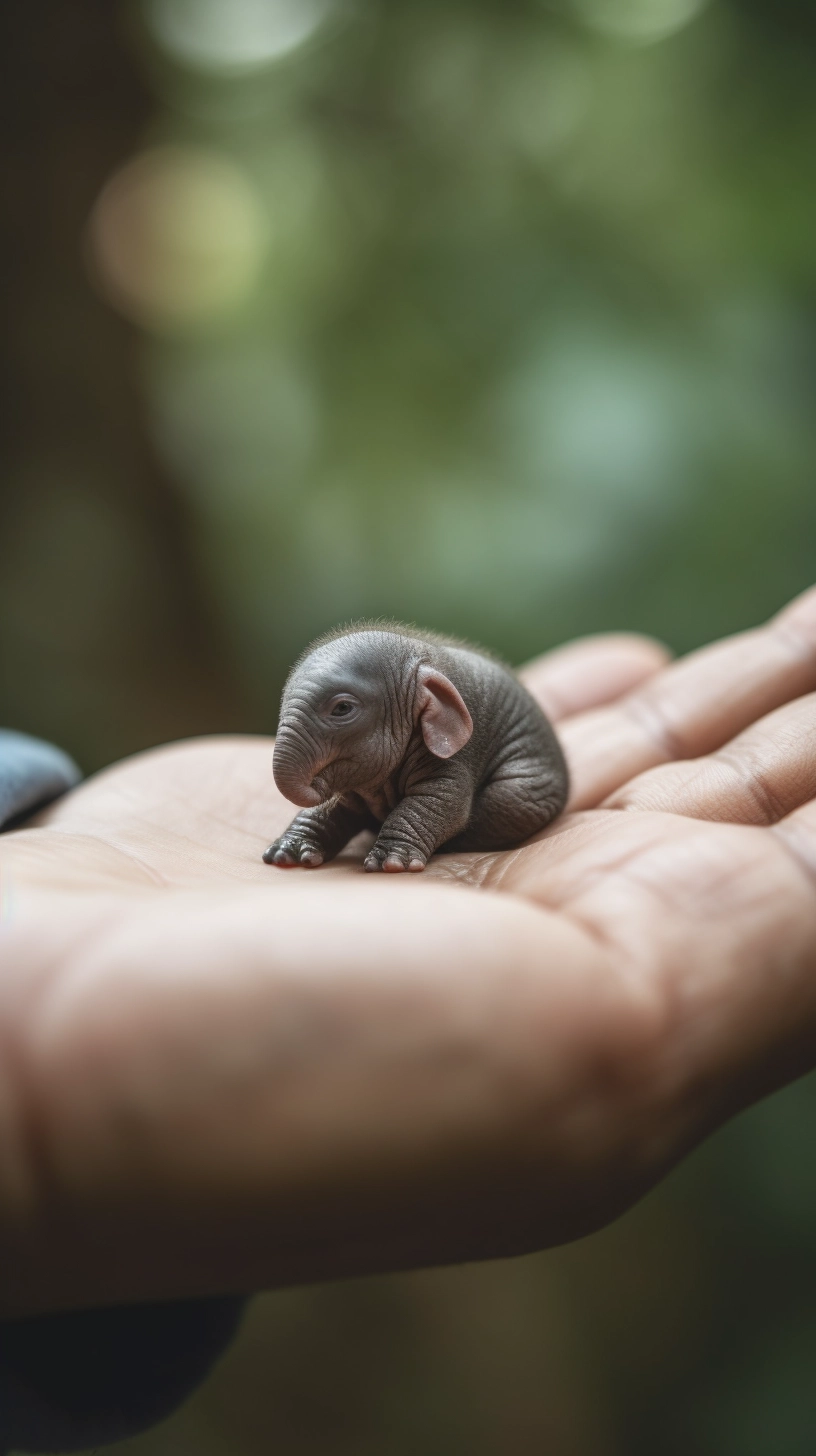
(3, 0, 816, 1453)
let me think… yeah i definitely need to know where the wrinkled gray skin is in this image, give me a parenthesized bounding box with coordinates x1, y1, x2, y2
(263, 625, 569, 873)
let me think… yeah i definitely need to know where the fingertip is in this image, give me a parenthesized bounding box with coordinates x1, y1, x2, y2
(520, 633, 672, 720)
(774, 582, 816, 638)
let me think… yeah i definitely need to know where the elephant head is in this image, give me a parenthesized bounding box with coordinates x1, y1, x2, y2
(272, 630, 473, 807)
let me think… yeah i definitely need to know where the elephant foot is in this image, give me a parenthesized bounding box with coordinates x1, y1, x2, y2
(363, 844, 427, 873)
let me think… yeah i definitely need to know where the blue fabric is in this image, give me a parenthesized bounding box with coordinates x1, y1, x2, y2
(0, 732, 245, 1452)
(0, 730, 81, 830)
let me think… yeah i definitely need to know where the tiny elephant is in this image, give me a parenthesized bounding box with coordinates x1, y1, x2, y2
(263, 623, 569, 873)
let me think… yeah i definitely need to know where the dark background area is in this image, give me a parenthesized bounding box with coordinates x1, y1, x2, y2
(2, 1, 816, 1451)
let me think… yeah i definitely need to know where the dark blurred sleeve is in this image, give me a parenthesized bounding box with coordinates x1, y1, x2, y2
(0, 1299, 246, 1453)
(0, 729, 81, 829)
(0, 731, 245, 1453)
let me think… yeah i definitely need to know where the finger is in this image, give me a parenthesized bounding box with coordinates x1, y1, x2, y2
(560, 584, 816, 810)
(602, 693, 816, 825)
(773, 798, 816, 884)
(519, 634, 670, 721)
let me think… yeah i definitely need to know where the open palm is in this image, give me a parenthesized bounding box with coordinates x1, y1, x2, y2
(3, 589, 816, 1320)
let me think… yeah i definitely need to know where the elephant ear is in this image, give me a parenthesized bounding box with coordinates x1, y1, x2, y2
(417, 668, 473, 759)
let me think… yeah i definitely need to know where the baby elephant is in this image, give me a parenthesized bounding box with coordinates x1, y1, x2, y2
(263, 623, 569, 873)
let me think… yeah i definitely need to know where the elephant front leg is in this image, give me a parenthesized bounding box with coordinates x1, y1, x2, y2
(263, 798, 376, 868)
(364, 782, 471, 873)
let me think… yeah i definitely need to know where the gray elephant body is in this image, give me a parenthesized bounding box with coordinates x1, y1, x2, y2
(264, 624, 569, 873)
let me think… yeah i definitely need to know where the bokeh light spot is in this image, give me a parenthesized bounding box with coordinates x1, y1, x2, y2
(571, 0, 710, 45)
(499, 38, 589, 162)
(144, 0, 337, 74)
(87, 146, 268, 332)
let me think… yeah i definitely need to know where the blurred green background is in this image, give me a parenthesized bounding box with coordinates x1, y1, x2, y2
(2, 0, 816, 1451)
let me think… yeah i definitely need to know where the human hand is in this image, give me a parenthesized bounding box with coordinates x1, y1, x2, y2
(3, 589, 816, 1317)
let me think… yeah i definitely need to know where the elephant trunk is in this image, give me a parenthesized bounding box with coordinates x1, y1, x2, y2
(273, 725, 327, 807)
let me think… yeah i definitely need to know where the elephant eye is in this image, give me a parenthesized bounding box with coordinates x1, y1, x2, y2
(330, 700, 354, 717)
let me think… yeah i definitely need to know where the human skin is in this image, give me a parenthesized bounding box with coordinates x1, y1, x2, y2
(2, 588, 816, 1319)
(265, 625, 569, 872)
